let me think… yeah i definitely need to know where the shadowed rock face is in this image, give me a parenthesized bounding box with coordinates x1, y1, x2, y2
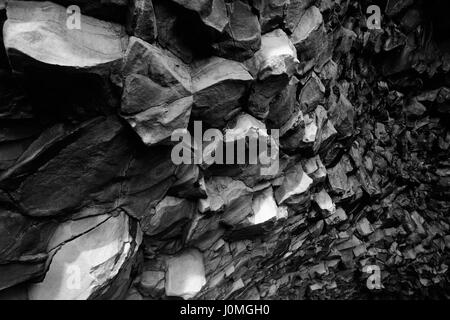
(0, 0, 449, 301)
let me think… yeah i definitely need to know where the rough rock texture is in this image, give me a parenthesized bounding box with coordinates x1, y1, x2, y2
(0, 0, 449, 301)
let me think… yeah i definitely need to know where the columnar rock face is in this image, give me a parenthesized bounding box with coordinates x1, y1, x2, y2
(247, 29, 298, 119)
(191, 57, 253, 127)
(0, 0, 449, 301)
(120, 37, 193, 146)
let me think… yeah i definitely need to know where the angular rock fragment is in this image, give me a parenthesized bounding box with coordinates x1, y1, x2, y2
(4, 1, 128, 69)
(253, 0, 288, 33)
(327, 160, 354, 199)
(313, 189, 335, 217)
(191, 57, 253, 127)
(249, 187, 279, 225)
(325, 207, 348, 225)
(186, 176, 253, 244)
(165, 249, 206, 299)
(168, 165, 206, 199)
(247, 29, 298, 119)
(290, 6, 325, 73)
(299, 73, 325, 113)
(141, 196, 196, 238)
(303, 155, 327, 184)
(127, 0, 157, 43)
(212, 0, 261, 61)
(275, 163, 313, 206)
(28, 212, 140, 300)
(121, 37, 193, 146)
(284, 0, 314, 33)
(356, 218, 374, 236)
(221, 113, 280, 178)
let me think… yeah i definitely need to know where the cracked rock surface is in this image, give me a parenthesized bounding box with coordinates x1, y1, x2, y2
(0, 0, 449, 300)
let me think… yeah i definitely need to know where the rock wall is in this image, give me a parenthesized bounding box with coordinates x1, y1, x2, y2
(0, 0, 449, 300)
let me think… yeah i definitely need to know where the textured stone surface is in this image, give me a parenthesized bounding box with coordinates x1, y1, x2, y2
(28, 212, 140, 300)
(192, 57, 252, 127)
(0, 0, 449, 302)
(4, 1, 128, 68)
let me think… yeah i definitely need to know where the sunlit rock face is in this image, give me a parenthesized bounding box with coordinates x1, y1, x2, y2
(0, 0, 449, 301)
(3, 1, 129, 68)
(28, 212, 141, 300)
(165, 249, 206, 299)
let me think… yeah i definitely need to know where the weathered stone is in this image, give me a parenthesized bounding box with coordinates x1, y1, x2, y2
(165, 249, 206, 299)
(121, 37, 193, 146)
(299, 72, 325, 113)
(168, 165, 206, 199)
(253, 0, 288, 33)
(249, 187, 279, 224)
(275, 163, 313, 205)
(28, 212, 140, 300)
(141, 196, 196, 238)
(192, 57, 253, 127)
(284, 0, 314, 33)
(303, 155, 327, 184)
(325, 207, 348, 225)
(290, 6, 325, 73)
(313, 189, 335, 217)
(356, 217, 374, 236)
(127, 0, 157, 43)
(247, 29, 298, 119)
(4, 1, 128, 69)
(212, 0, 261, 61)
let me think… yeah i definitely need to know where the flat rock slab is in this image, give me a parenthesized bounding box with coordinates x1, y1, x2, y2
(4, 1, 128, 68)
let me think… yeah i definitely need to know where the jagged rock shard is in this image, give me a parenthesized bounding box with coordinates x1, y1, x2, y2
(121, 37, 193, 146)
(4, 1, 128, 68)
(165, 249, 206, 299)
(28, 212, 139, 300)
(247, 29, 298, 119)
(192, 57, 253, 127)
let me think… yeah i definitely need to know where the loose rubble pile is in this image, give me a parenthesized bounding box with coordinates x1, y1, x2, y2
(0, 0, 449, 300)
